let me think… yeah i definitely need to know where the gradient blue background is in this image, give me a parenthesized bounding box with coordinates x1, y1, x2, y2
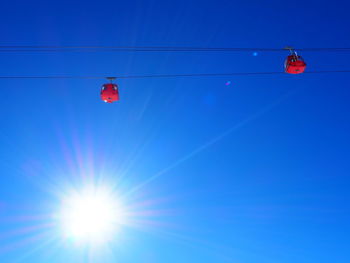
(0, 0, 349, 262)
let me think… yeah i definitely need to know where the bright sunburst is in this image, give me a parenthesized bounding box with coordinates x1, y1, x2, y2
(58, 186, 125, 244)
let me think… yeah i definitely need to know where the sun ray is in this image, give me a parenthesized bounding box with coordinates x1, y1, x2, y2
(124, 88, 298, 197)
(57, 184, 127, 244)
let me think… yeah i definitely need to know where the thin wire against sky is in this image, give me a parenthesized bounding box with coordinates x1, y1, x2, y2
(0, 70, 349, 80)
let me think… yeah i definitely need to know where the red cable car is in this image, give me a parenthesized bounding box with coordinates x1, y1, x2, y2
(101, 78, 119, 103)
(284, 49, 306, 74)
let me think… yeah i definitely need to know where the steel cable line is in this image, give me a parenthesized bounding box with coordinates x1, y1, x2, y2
(0, 70, 349, 79)
(0, 46, 350, 52)
(0, 48, 287, 53)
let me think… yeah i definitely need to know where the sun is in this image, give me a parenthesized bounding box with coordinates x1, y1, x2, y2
(59, 186, 125, 244)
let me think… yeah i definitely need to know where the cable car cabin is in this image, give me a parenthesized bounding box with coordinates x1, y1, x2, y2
(284, 55, 306, 74)
(101, 83, 119, 103)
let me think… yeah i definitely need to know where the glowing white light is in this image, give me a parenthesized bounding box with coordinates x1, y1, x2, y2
(59, 187, 125, 243)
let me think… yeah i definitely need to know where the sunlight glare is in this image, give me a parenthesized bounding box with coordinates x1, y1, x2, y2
(59, 186, 125, 243)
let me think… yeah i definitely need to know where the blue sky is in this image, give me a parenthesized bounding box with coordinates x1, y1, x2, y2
(0, 0, 350, 262)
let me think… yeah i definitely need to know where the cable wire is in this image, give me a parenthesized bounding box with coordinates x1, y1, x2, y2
(0, 46, 350, 52)
(0, 70, 349, 80)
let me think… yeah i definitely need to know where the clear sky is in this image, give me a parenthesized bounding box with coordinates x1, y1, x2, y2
(0, 0, 350, 262)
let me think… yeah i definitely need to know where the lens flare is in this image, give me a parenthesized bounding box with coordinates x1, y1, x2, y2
(58, 187, 125, 244)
